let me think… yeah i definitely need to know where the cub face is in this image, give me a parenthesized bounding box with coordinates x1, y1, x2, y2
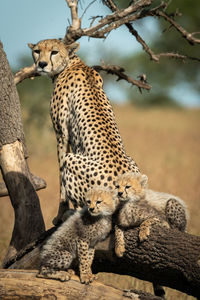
(115, 172, 148, 202)
(85, 188, 117, 217)
(28, 39, 79, 77)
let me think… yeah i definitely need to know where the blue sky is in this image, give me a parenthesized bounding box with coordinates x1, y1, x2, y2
(0, 0, 199, 106)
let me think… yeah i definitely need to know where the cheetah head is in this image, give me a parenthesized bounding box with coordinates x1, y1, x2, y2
(28, 39, 79, 77)
(85, 187, 118, 217)
(115, 172, 148, 202)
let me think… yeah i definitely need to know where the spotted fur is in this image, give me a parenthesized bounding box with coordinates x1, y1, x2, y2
(28, 39, 139, 224)
(37, 187, 117, 284)
(114, 172, 188, 257)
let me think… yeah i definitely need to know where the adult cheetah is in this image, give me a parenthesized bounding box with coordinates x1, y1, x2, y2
(28, 39, 139, 223)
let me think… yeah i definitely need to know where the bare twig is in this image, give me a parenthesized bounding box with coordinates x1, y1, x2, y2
(153, 10, 200, 45)
(93, 63, 151, 91)
(81, 0, 97, 19)
(89, 16, 103, 28)
(103, 0, 200, 63)
(15, 0, 200, 86)
(156, 52, 200, 62)
(64, 0, 153, 43)
(83, 0, 152, 38)
(103, 1, 160, 62)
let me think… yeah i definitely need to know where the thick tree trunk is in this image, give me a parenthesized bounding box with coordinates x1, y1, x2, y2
(0, 41, 45, 266)
(5, 226, 200, 299)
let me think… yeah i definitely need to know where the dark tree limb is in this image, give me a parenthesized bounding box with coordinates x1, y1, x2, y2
(5, 225, 200, 299)
(0, 41, 45, 266)
(0, 173, 46, 197)
(93, 64, 151, 91)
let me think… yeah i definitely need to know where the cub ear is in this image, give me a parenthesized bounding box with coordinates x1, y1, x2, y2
(67, 42, 80, 55)
(140, 174, 148, 188)
(28, 43, 35, 50)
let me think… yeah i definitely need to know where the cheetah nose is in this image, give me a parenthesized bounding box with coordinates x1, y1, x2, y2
(38, 61, 48, 69)
(89, 207, 94, 212)
(118, 192, 123, 197)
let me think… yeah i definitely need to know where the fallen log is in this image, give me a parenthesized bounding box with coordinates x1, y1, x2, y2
(0, 269, 164, 300)
(4, 225, 200, 299)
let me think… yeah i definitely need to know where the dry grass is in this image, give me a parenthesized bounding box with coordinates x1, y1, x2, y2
(0, 105, 199, 299)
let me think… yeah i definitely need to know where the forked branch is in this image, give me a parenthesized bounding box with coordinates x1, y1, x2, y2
(103, 0, 200, 62)
(14, 0, 200, 88)
(93, 63, 151, 91)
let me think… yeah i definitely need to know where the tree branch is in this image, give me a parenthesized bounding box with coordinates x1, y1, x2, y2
(103, 0, 200, 63)
(93, 63, 151, 91)
(64, 0, 82, 43)
(5, 225, 200, 299)
(15, 0, 200, 87)
(154, 10, 200, 46)
(0, 173, 46, 197)
(63, 0, 152, 42)
(0, 269, 164, 300)
(14, 64, 40, 85)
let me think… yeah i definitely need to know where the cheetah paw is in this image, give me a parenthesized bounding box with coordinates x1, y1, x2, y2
(37, 270, 73, 282)
(139, 227, 150, 242)
(115, 245, 125, 257)
(80, 273, 98, 284)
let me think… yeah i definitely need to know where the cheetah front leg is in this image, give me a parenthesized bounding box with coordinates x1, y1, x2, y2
(53, 133, 71, 226)
(139, 217, 170, 242)
(115, 225, 126, 257)
(77, 240, 97, 284)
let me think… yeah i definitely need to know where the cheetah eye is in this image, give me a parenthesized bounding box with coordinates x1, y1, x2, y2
(51, 50, 59, 55)
(115, 185, 120, 189)
(34, 49, 40, 54)
(125, 185, 131, 189)
(86, 200, 91, 205)
(96, 200, 102, 205)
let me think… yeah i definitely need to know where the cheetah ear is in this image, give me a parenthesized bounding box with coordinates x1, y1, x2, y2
(140, 174, 148, 188)
(28, 43, 35, 50)
(67, 42, 80, 55)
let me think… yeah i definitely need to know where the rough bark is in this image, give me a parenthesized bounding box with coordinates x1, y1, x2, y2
(0, 269, 163, 300)
(0, 41, 45, 266)
(5, 226, 200, 299)
(0, 173, 46, 197)
(0, 41, 26, 153)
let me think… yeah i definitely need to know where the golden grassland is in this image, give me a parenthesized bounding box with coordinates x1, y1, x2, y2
(0, 105, 200, 299)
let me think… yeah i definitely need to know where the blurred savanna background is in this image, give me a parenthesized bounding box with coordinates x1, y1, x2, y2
(0, 0, 200, 299)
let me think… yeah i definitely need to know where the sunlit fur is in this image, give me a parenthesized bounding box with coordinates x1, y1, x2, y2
(115, 172, 148, 202)
(115, 172, 188, 228)
(85, 187, 118, 216)
(28, 39, 79, 77)
(38, 187, 116, 284)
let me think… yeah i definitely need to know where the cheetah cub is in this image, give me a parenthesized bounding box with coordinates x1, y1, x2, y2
(37, 187, 117, 284)
(114, 172, 188, 258)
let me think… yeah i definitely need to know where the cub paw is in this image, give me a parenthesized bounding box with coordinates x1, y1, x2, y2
(37, 270, 72, 282)
(115, 245, 125, 257)
(139, 226, 150, 242)
(80, 272, 97, 284)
